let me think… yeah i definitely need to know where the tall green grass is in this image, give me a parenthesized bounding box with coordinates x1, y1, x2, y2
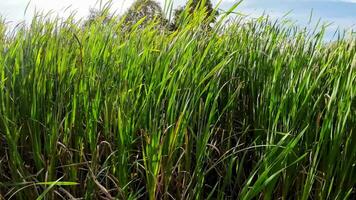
(0, 4, 355, 200)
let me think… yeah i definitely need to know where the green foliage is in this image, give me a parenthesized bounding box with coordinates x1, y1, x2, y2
(122, 0, 168, 30)
(0, 3, 355, 200)
(171, 0, 218, 30)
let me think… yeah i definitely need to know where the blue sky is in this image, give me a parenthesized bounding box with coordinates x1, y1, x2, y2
(0, 0, 355, 39)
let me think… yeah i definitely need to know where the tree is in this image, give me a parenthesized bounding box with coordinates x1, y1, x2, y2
(171, 0, 218, 30)
(122, 0, 168, 30)
(83, 1, 116, 28)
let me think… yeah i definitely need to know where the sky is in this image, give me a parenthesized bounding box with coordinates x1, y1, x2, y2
(0, 0, 355, 39)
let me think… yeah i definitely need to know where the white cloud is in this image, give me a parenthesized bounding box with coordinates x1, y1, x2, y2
(26, 0, 136, 19)
(0, 0, 152, 22)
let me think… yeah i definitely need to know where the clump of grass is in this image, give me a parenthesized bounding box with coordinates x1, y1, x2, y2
(0, 3, 355, 200)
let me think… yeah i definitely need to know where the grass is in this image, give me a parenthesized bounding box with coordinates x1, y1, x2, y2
(0, 3, 355, 200)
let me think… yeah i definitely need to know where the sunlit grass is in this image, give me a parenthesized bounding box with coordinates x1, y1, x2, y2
(0, 3, 355, 200)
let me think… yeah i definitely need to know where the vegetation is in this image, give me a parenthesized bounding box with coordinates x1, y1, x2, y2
(0, 1, 355, 200)
(122, 0, 168, 30)
(171, 0, 218, 30)
(84, 7, 113, 27)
